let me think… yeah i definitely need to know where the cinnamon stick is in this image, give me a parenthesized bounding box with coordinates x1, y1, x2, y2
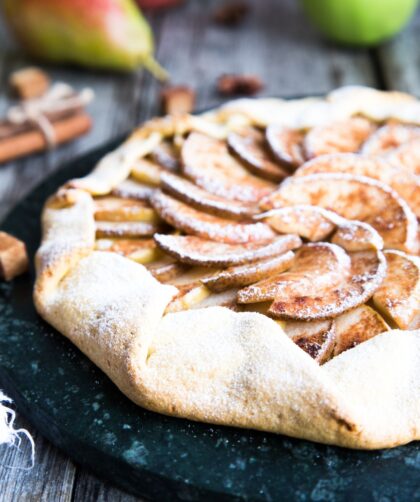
(0, 112, 92, 164)
(0, 107, 84, 141)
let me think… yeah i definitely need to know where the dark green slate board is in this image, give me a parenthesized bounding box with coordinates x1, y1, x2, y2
(0, 138, 419, 502)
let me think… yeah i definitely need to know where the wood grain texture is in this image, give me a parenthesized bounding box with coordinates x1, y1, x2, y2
(0, 416, 76, 502)
(377, 8, 420, 93)
(0, 0, 417, 499)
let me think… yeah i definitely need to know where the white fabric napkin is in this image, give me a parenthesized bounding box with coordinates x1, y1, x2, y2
(0, 391, 34, 467)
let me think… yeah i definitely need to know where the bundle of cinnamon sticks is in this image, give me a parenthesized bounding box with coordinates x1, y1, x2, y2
(0, 67, 94, 164)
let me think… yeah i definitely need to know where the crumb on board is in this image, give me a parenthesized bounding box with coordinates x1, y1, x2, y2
(213, 1, 250, 26)
(0, 231, 29, 281)
(9, 67, 50, 100)
(217, 74, 264, 96)
(160, 85, 196, 115)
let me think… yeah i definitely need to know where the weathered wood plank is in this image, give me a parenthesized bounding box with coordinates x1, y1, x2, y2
(0, 415, 76, 501)
(156, 0, 376, 109)
(72, 471, 141, 502)
(376, 8, 420, 93)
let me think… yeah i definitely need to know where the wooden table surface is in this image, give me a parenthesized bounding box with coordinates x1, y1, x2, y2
(0, 1, 419, 500)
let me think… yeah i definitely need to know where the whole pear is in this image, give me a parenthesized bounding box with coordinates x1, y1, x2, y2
(2, 0, 167, 77)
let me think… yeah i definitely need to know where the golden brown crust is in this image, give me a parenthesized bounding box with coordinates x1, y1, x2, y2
(34, 87, 420, 449)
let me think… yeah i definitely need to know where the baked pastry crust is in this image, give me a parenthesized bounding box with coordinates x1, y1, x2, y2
(34, 87, 420, 449)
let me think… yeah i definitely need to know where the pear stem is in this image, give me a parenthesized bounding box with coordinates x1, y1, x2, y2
(142, 56, 169, 81)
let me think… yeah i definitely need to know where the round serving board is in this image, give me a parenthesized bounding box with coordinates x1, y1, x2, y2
(0, 139, 418, 501)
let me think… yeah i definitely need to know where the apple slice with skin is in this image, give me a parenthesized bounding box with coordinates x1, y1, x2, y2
(95, 221, 163, 238)
(146, 258, 188, 282)
(331, 220, 383, 252)
(267, 248, 386, 321)
(112, 178, 155, 202)
(95, 238, 160, 264)
(260, 205, 383, 250)
(189, 288, 239, 311)
(373, 250, 420, 330)
(202, 251, 295, 292)
(259, 205, 336, 241)
(131, 158, 164, 186)
(238, 243, 351, 304)
(238, 243, 386, 321)
(284, 319, 335, 364)
(304, 117, 375, 159)
(150, 140, 180, 172)
(265, 125, 306, 170)
(165, 267, 216, 312)
(227, 128, 289, 182)
(154, 233, 301, 267)
(260, 173, 418, 254)
(386, 138, 420, 176)
(361, 122, 420, 157)
(160, 172, 256, 220)
(294, 153, 420, 218)
(332, 305, 390, 358)
(181, 132, 275, 203)
(94, 196, 159, 223)
(151, 191, 277, 244)
(165, 282, 211, 313)
(164, 267, 239, 313)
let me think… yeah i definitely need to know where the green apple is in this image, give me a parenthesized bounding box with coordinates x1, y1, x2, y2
(300, 0, 419, 46)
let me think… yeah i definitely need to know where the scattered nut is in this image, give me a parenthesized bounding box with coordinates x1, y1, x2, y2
(213, 1, 250, 26)
(160, 85, 196, 115)
(217, 74, 264, 96)
(0, 231, 29, 281)
(9, 67, 50, 100)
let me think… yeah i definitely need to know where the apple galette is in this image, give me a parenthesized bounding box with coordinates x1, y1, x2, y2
(34, 87, 420, 449)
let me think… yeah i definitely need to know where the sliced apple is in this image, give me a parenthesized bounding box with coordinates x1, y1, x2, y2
(150, 140, 180, 172)
(267, 248, 386, 320)
(238, 243, 350, 304)
(151, 191, 276, 244)
(165, 282, 211, 313)
(111, 178, 155, 202)
(294, 153, 420, 218)
(189, 288, 239, 311)
(261, 204, 384, 250)
(146, 258, 188, 282)
(95, 238, 160, 264)
(260, 173, 418, 254)
(167, 266, 219, 286)
(94, 196, 159, 223)
(373, 250, 420, 330)
(361, 123, 420, 157)
(386, 138, 420, 176)
(131, 158, 163, 186)
(238, 243, 386, 321)
(164, 266, 220, 313)
(95, 221, 163, 238)
(181, 132, 275, 202)
(284, 319, 335, 364)
(154, 233, 301, 267)
(202, 251, 295, 292)
(227, 128, 288, 182)
(332, 305, 390, 358)
(331, 221, 383, 252)
(160, 172, 256, 220)
(259, 206, 336, 241)
(265, 125, 305, 170)
(304, 117, 375, 159)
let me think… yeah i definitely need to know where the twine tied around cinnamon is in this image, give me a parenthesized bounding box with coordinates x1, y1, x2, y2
(7, 83, 95, 149)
